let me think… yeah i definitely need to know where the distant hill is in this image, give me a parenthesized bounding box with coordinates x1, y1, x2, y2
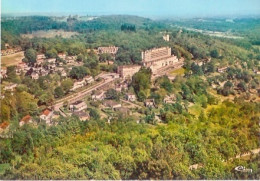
(1, 15, 154, 35)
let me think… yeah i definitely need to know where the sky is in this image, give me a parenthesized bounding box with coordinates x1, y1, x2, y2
(2, 0, 260, 18)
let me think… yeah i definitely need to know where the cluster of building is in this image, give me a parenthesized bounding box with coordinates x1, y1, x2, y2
(1, 45, 22, 56)
(1, 53, 81, 81)
(18, 100, 90, 127)
(19, 108, 55, 127)
(1, 46, 183, 131)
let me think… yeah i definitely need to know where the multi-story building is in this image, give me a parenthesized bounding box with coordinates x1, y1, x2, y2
(117, 65, 141, 79)
(141, 47, 179, 73)
(92, 91, 105, 101)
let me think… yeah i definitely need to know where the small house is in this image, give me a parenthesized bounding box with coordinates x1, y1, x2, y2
(0, 67, 7, 79)
(217, 66, 228, 73)
(36, 58, 44, 66)
(84, 76, 94, 84)
(61, 70, 67, 77)
(37, 54, 46, 60)
(19, 115, 33, 127)
(31, 72, 39, 80)
(66, 56, 77, 63)
(163, 95, 176, 104)
(69, 101, 87, 112)
(41, 69, 49, 76)
(115, 82, 128, 92)
(126, 93, 136, 102)
(46, 58, 56, 64)
(58, 53, 66, 60)
(92, 91, 105, 101)
(0, 122, 10, 134)
(71, 79, 86, 91)
(4, 83, 17, 91)
(145, 99, 155, 108)
(40, 108, 53, 125)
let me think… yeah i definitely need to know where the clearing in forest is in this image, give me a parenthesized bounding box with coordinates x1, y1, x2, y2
(21, 30, 79, 39)
(1, 51, 24, 67)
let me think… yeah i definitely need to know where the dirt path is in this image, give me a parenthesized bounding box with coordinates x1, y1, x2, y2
(120, 99, 142, 108)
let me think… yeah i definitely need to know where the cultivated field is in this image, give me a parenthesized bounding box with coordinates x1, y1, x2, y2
(21, 30, 79, 39)
(1, 51, 24, 67)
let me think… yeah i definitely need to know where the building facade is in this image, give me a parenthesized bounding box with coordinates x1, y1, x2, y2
(98, 46, 119, 55)
(163, 34, 170, 42)
(117, 65, 141, 79)
(69, 101, 87, 112)
(141, 47, 179, 73)
(40, 108, 53, 125)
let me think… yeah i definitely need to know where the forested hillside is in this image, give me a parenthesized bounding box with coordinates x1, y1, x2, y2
(1, 101, 259, 179)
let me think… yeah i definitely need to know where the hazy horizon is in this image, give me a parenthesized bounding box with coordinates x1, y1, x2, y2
(2, 0, 260, 19)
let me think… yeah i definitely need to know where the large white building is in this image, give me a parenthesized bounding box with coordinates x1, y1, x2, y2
(141, 47, 179, 73)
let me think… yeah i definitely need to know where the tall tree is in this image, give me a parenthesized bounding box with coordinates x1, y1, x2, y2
(24, 48, 37, 64)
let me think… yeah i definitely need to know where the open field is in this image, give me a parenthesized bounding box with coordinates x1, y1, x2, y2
(1, 51, 24, 67)
(21, 30, 79, 39)
(169, 67, 185, 75)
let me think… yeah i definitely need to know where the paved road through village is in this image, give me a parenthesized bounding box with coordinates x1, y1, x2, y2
(53, 72, 119, 111)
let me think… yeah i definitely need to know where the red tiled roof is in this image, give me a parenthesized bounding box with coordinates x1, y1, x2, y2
(0, 121, 10, 129)
(20, 115, 31, 123)
(41, 109, 51, 116)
